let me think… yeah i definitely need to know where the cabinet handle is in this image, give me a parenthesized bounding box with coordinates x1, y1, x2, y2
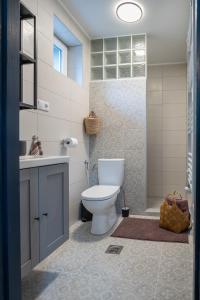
(42, 213, 48, 216)
(34, 217, 40, 221)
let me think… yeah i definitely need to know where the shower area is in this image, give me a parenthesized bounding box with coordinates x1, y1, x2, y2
(146, 5, 193, 214)
(146, 63, 188, 213)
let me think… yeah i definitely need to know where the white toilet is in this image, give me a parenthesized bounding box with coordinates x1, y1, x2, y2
(81, 159, 124, 235)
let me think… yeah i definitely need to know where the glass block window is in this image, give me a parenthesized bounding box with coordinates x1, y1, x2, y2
(91, 34, 146, 80)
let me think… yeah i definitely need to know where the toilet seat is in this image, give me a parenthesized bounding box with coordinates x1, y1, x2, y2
(81, 185, 120, 201)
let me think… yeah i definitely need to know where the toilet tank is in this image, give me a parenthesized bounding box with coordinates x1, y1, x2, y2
(98, 159, 125, 186)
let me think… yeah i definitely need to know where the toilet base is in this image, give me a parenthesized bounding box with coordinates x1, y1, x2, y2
(91, 206, 117, 235)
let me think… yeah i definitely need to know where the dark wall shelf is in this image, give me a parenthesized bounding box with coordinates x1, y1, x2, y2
(20, 52, 36, 64)
(20, 102, 35, 110)
(20, 3, 37, 110)
(20, 4, 35, 19)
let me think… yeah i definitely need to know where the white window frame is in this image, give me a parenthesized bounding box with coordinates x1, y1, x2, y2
(53, 36, 68, 75)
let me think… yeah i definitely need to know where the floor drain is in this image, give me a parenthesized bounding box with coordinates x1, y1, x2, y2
(105, 245, 123, 254)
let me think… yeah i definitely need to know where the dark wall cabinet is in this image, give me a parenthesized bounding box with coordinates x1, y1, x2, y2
(20, 164, 69, 278)
(20, 3, 37, 110)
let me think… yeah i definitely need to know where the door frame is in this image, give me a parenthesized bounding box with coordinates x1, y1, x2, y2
(194, 0, 200, 299)
(0, 0, 21, 299)
(0, 0, 200, 300)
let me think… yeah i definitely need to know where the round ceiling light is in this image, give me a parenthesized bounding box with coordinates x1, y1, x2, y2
(116, 2, 143, 23)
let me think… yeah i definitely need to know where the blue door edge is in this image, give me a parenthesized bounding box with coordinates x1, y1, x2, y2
(0, 0, 21, 299)
(0, 0, 200, 300)
(194, 0, 200, 299)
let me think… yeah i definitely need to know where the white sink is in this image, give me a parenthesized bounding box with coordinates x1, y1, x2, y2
(19, 155, 70, 169)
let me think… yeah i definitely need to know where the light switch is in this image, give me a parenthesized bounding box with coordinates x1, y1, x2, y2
(37, 99, 50, 112)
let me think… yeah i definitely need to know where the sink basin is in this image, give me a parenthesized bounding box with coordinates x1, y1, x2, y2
(19, 155, 70, 169)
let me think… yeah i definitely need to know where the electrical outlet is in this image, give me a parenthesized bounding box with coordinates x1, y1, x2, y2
(37, 99, 50, 112)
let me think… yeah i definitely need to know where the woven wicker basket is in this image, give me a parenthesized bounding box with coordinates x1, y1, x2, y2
(84, 111, 101, 135)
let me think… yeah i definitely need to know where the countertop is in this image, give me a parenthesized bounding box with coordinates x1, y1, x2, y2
(19, 155, 70, 169)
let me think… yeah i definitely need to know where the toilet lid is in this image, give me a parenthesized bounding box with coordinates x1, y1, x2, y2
(81, 185, 120, 201)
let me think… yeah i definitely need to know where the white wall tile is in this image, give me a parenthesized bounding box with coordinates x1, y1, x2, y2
(163, 144, 186, 158)
(162, 157, 186, 172)
(148, 171, 163, 185)
(147, 105, 162, 118)
(20, 0, 90, 227)
(37, 6, 53, 41)
(163, 185, 186, 197)
(163, 64, 186, 77)
(38, 0, 54, 15)
(163, 90, 187, 104)
(68, 142, 89, 162)
(21, 0, 38, 15)
(148, 66, 162, 78)
(69, 100, 88, 124)
(148, 117, 162, 130)
(163, 130, 187, 145)
(20, 111, 38, 141)
(38, 60, 54, 91)
(37, 114, 70, 141)
(147, 78, 162, 91)
(147, 91, 162, 105)
(147, 157, 162, 171)
(38, 87, 70, 120)
(163, 117, 186, 131)
(38, 32, 53, 66)
(69, 161, 88, 185)
(163, 171, 186, 186)
(163, 77, 186, 91)
(147, 144, 163, 158)
(163, 103, 186, 118)
(70, 122, 87, 143)
(147, 64, 187, 200)
(148, 185, 163, 198)
(41, 140, 67, 156)
(147, 130, 163, 145)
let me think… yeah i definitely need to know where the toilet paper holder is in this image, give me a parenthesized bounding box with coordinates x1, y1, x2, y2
(62, 137, 78, 147)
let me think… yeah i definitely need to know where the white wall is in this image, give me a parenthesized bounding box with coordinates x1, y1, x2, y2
(147, 64, 187, 200)
(20, 0, 90, 226)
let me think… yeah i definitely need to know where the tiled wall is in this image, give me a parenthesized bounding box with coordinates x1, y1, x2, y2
(20, 0, 90, 226)
(89, 79, 147, 213)
(147, 64, 187, 201)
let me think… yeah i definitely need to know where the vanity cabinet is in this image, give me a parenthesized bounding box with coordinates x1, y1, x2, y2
(20, 168, 39, 278)
(39, 164, 68, 260)
(20, 163, 69, 278)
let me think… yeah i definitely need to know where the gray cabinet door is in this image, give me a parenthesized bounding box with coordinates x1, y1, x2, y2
(39, 164, 69, 261)
(20, 168, 39, 278)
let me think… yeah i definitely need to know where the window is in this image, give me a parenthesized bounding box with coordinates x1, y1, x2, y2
(53, 36, 67, 75)
(53, 44, 62, 72)
(53, 16, 83, 85)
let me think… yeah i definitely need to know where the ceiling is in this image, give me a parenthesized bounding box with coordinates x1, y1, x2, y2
(61, 0, 190, 65)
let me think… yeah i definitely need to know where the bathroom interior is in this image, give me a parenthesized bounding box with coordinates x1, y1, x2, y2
(19, 0, 193, 299)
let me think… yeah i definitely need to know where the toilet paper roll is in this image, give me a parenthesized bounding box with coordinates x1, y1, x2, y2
(64, 137, 78, 147)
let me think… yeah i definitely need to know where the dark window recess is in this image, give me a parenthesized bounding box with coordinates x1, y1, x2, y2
(20, 3, 37, 110)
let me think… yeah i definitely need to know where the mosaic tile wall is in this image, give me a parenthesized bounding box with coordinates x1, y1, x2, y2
(89, 79, 147, 213)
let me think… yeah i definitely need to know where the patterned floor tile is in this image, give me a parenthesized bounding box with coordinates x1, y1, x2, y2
(22, 220, 193, 300)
